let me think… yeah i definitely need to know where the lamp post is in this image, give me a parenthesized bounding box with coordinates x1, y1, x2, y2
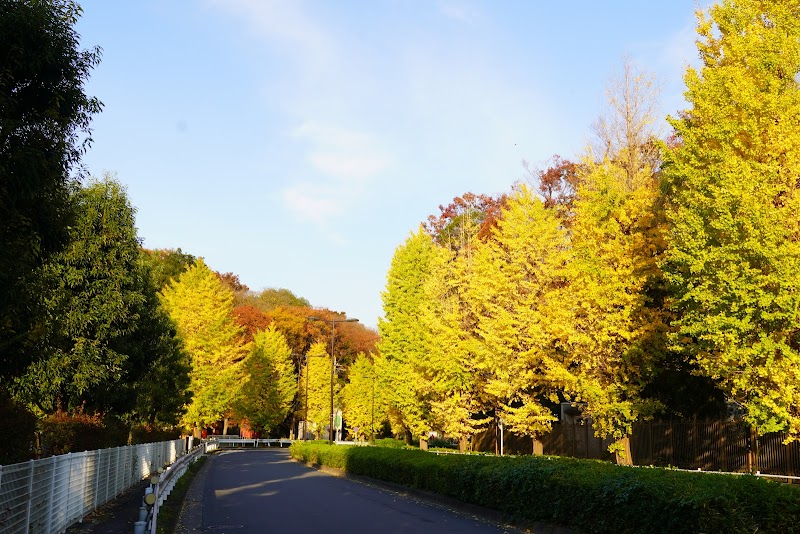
(304, 356, 309, 440)
(371, 371, 376, 443)
(308, 315, 359, 444)
(297, 354, 308, 441)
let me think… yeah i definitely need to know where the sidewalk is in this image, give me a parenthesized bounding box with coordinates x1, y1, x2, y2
(65, 480, 150, 534)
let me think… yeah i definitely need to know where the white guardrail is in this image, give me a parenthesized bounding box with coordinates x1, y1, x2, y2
(0, 439, 186, 534)
(208, 437, 294, 448)
(143, 440, 213, 534)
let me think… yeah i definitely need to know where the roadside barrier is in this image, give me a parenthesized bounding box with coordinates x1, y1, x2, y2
(0, 439, 184, 534)
(136, 440, 213, 534)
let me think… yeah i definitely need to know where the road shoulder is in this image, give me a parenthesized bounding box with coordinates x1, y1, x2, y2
(173, 453, 214, 533)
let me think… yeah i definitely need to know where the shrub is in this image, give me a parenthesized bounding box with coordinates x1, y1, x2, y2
(373, 438, 409, 449)
(130, 425, 182, 444)
(288, 443, 800, 534)
(290, 441, 350, 469)
(39, 406, 129, 456)
(0, 394, 37, 464)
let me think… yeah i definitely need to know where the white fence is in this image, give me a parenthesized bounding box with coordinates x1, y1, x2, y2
(208, 437, 294, 448)
(0, 439, 186, 534)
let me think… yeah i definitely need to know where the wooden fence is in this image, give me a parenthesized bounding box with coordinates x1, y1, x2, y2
(473, 419, 800, 476)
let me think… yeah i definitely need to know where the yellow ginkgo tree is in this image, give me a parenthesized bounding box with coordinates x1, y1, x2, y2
(468, 184, 569, 439)
(663, 0, 800, 438)
(160, 259, 249, 432)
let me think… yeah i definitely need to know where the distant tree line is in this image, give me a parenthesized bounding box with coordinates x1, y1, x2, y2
(0, 0, 377, 462)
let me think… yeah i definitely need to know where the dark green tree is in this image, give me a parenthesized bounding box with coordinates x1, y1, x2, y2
(0, 0, 101, 380)
(141, 248, 196, 290)
(114, 260, 191, 427)
(14, 177, 189, 426)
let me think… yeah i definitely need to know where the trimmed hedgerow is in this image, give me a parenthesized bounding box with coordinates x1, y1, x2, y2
(373, 438, 410, 449)
(289, 442, 800, 533)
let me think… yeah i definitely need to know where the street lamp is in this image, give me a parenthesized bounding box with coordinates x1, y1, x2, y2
(308, 315, 359, 444)
(299, 352, 326, 440)
(371, 370, 376, 443)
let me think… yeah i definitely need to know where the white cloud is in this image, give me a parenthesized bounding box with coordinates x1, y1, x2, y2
(281, 182, 341, 221)
(280, 182, 348, 244)
(310, 153, 389, 182)
(202, 1, 391, 239)
(280, 121, 391, 235)
(438, 1, 479, 23)
(291, 120, 391, 183)
(204, 0, 336, 72)
(290, 121, 372, 150)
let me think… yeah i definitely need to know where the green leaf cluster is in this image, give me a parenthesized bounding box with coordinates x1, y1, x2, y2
(0, 0, 101, 380)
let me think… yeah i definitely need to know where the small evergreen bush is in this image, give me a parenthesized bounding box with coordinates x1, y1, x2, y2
(289, 442, 800, 533)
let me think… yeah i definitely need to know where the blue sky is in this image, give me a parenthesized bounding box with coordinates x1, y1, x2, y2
(75, 1, 704, 329)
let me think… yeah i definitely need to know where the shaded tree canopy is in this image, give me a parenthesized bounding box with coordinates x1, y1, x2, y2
(216, 271, 250, 294)
(141, 248, 196, 290)
(232, 305, 272, 344)
(0, 0, 101, 379)
(11, 177, 189, 425)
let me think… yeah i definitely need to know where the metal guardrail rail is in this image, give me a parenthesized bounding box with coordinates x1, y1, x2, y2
(141, 439, 215, 534)
(0, 439, 186, 534)
(207, 437, 370, 448)
(207, 437, 294, 448)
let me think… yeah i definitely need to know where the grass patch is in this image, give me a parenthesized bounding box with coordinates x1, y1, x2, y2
(155, 456, 206, 534)
(289, 442, 800, 534)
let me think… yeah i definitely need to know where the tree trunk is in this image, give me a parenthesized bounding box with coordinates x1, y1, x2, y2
(404, 428, 413, 445)
(747, 426, 759, 473)
(420, 438, 428, 451)
(533, 437, 543, 456)
(459, 436, 468, 453)
(223, 418, 229, 436)
(614, 436, 633, 465)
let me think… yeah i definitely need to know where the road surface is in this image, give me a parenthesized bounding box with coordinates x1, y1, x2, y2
(178, 449, 516, 533)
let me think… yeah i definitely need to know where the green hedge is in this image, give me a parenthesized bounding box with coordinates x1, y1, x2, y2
(289, 442, 800, 533)
(373, 438, 410, 449)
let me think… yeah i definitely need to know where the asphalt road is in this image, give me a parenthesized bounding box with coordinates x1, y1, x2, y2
(181, 449, 515, 533)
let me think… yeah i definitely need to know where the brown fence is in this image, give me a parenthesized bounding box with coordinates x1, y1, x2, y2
(473, 419, 800, 476)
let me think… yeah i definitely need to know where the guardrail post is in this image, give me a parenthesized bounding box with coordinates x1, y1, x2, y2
(47, 456, 57, 533)
(24, 459, 34, 533)
(105, 448, 112, 508)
